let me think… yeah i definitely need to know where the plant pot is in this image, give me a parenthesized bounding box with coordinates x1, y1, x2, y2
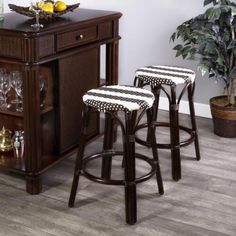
(210, 96, 236, 138)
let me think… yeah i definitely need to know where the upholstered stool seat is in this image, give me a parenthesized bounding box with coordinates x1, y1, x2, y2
(83, 85, 155, 112)
(69, 85, 164, 225)
(135, 65, 195, 86)
(134, 65, 201, 181)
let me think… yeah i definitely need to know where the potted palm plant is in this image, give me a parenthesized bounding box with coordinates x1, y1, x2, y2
(171, 0, 236, 137)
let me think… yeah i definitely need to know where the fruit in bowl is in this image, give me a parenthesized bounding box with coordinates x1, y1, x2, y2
(8, 2, 80, 20)
(35, 0, 68, 13)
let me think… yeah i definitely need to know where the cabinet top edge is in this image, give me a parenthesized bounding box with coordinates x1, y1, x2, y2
(0, 8, 122, 34)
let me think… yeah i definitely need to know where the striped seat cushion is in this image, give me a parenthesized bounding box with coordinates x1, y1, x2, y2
(135, 65, 195, 86)
(83, 85, 154, 112)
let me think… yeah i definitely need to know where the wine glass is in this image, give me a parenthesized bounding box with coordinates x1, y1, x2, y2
(30, 0, 44, 29)
(39, 76, 47, 109)
(0, 68, 6, 103)
(14, 77, 23, 112)
(10, 70, 22, 105)
(0, 73, 11, 110)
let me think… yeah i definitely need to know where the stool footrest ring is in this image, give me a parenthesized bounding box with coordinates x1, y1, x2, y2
(135, 121, 195, 149)
(82, 151, 156, 186)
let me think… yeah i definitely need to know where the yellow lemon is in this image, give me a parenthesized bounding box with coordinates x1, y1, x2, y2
(54, 1, 67, 12)
(42, 3, 54, 13)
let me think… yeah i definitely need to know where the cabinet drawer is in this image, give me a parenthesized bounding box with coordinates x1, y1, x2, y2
(57, 26, 98, 51)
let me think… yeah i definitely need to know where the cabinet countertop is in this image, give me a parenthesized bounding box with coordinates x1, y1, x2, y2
(0, 8, 122, 33)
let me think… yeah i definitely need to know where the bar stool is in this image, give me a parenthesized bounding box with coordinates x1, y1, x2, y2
(68, 85, 164, 225)
(134, 65, 201, 181)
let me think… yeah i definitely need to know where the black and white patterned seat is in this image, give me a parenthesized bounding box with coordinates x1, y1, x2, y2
(135, 65, 195, 86)
(83, 85, 154, 112)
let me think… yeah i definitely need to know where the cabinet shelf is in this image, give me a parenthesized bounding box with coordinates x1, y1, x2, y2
(0, 152, 25, 174)
(0, 151, 74, 176)
(0, 129, 102, 175)
(0, 106, 54, 118)
(0, 152, 66, 175)
(0, 109, 23, 118)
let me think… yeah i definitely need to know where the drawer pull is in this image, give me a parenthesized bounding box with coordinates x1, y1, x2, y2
(57, 26, 97, 51)
(76, 34, 84, 40)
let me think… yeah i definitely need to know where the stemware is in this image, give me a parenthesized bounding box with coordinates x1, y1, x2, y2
(0, 68, 6, 103)
(30, 0, 44, 29)
(14, 77, 23, 112)
(0, 73, 11, 110)
(39, 76, 47, 109)
(10, 70, 22, 105)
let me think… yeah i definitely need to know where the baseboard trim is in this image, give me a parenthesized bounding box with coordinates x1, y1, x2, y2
(159, 97, 212, 118)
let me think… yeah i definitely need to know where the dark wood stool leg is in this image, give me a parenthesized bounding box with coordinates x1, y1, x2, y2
(101, 112, 114, 179)
(69, 106, 90, 207)
(170, 86, 181, 181)
(124, 111, 137, 225)
(146, 86, 161, 144)
(188, 82, 201, 161)
(152, 86, 161, 122)
(147, 109, 164, 195)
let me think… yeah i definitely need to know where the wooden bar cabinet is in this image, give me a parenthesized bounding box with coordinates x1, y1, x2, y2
(0, 8, 122, 194)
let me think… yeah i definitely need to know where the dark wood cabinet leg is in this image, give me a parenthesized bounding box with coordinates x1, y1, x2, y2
(23, 66, 43, 193)
(106, 41, 119, 86)
(26, 175, 42, 194)
(106, 41, 119, 142)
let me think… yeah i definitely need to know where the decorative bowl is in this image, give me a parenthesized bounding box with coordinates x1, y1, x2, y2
(8, 3, 80, 20)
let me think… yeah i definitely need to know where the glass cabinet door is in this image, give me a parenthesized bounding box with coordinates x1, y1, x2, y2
(0, 62, 56, 170)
